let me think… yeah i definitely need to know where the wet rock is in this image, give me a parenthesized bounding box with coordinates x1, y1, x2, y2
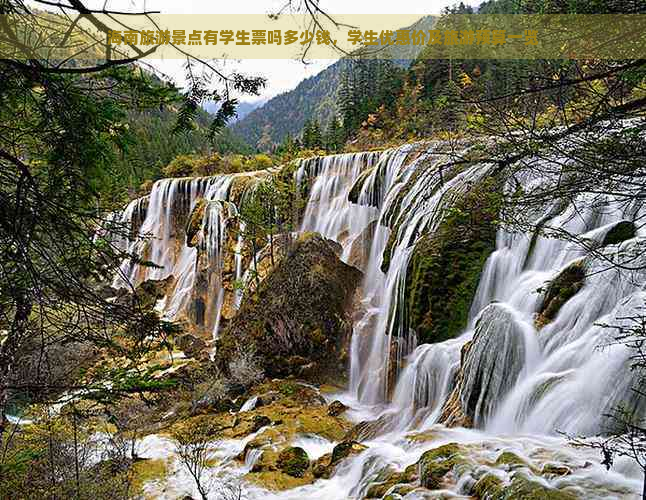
(471, 472, 504, 498)
(185, 198, 207, 247)
(312, 453, 333, 479)
(276, 447, 310, 478)
(601, 220, 635, 247)
(417, 443, 466, 490)
(440, 304, 530, 427)
(365, 464, 417, 498)
(347, 221, 378, 271)
(495, 451, 528, 469)
(250, 449, 279, 473)
(536, 259, 585, 329)
(541, 463, 572, 477)
(175, 334, 207, 359)
(330, 440, 368, 465)
(438, 341, 474, 428)
(327, 400, 348, 417)
(215, 233, 362, 384)
(310, 441, 367, 480)
(250, 414, 271, 432)
(343, 414, 394, 442)
(348, 166, 377, 205)
(504, 471, 578, 499)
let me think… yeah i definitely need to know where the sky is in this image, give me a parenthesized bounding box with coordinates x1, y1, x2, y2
(83, 0, 481, 102)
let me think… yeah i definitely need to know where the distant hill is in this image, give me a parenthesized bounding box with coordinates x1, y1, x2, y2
(231, 15, 435, 150)
(203, 98, 269, 123)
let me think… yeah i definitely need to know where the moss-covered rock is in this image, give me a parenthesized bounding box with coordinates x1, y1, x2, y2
(215, 233, 362, 383)
(472, 472, 505, 498)
(502, 472, 578, 500)
(536, 259, 585, 329)
(311, 440, 368, 479)
(276, 446, 310, 478)
(365, 464, 418, 498)
(245, 470, 313, 491)
(601, 220, 636, 247)
(327, 400, 348, 417)
(417, 443, 466, 489)
(540, 463, 572, 477)
(404, 175, 501, 345)
(495, 451, 528, 469)
(331, 441, 368, 465)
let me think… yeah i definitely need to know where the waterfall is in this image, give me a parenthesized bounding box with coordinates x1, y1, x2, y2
(113, 175, 234, 335)
(109, 135, 646, 497)
(293, 138, 646, 439)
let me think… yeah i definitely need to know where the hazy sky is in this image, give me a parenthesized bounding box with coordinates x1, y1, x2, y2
(82, 0, 481, 101)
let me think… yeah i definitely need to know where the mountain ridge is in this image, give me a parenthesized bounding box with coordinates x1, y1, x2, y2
(230, 15, 436, 149)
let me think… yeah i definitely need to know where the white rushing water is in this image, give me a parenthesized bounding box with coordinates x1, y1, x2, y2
(113, 175, 236, 337)
(278, 140, 645, 498)
(112, 137, 645, 498)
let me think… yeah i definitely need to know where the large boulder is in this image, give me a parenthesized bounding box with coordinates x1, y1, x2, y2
(440, 303, 532, 427)
(215, 233, 362, 383)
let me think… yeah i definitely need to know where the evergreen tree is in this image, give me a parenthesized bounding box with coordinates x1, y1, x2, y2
(325, 114, 344, 152)
(310, 120, 322, 149)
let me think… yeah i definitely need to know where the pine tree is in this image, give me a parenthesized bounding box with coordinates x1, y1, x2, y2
(310, 120, 322, 149)
(301, 119, 313, 148)
(325, 114, 343, 152)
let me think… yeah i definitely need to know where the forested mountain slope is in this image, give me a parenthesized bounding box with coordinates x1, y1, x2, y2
(230, 15, 436, 149)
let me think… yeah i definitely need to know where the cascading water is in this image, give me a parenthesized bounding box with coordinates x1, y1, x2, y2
(297, 140, 646, 438)
(271, 138, 645, 497)
(113, 175, 234, 337)
(112, 136, 645, 498)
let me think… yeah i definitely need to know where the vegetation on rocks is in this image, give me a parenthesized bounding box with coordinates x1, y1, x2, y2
(215, 233, 362, 383)
(536, 259, 586, 329)
(404, 175, 502, 345)
(276, 446, 310, 477)
(417, 442, 467, 489)
(601, 220, 636, 247)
